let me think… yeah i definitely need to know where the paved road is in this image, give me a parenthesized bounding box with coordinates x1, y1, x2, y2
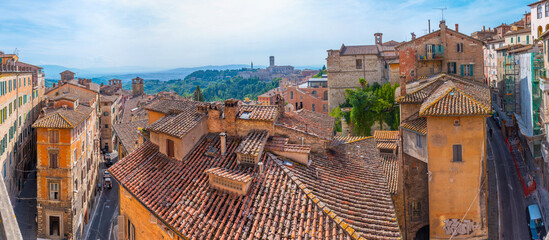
(86, 163, 119, 240)
(13, 171, 37, 240)
(487, 117, 532, 240)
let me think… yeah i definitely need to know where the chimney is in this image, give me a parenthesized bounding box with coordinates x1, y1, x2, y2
(483, 26, 486, 32)
(220, 132, 227, 155)
(411, 32, 416, 40)
(53, 83, 56, 88)
(455, 24, 459, 32)
(400, 74, 407, 96)
(258, 162, 264, 174)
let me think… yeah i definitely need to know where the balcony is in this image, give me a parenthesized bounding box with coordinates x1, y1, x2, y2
(417, 53, 444, 61)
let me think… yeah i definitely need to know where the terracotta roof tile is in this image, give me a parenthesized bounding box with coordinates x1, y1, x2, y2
(332, 135, 371, 145)
(112, 120, 149, 153)
(419, 81, 491, 116)
(377, 141, 398, 150)
(400, 114, 427, 135)
(33, 105, 93, 129)
(276, 109, 334, 140)
(205, 167, 253, 183)
(109, 134, 401, 240)
(237, 105, 279, 121)
(234, 130, 269, 156)
(145, 98, 197, 114)
(380, 154, 399, 195)
(265, 136, 311, 154)
(146, 100, 205, 138)
(373, 131, 399, 141)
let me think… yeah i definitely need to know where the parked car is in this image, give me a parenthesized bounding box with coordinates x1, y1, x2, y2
(104, 178, 112, 189)
(527, 204, 547, 240)
(103, 170, 110, 179)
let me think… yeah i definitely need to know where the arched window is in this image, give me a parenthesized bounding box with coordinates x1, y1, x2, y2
(546, 24, 549, 32)
(538, 4, 543, 19)
(546, 2, 549, 16)
(539, 26, 544, 37)
(311, 90, 318, 95)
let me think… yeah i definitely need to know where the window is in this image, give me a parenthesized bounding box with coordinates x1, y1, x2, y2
(527, 35, 530, 45)
(538, 4, 543, 19)
(323, 91, 328, 100)
(460, 64, 474, 76)
(104, 124, 109, 128)
(355, 59, 363, 69)
(290, 91, 293, 99)
(411, 70, 415, 77)
(410, 202, 422, 222)
(49, 182, 59, 200)
(518, 36, 520, 43)
(457, 43, 464, 52)
(539, 26, 543, 37)
(311, 90, 318, 95)
(416, 134, 422, 148)
(49, 152, 58, 168)
(323, 104, 327, 112)
(546, 2, 549, 17)
(49, 130, 59, 143)
(127, 219, 136, 240)
(448, 62, 457, 74)
(452, 144, 463, 162)
(166, 139, 175, 158)
(312, 104, 316, 112)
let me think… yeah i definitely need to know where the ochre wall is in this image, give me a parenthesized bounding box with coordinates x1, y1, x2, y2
(119, 187, 181, 240)
(427, 116, 487, 239)
(148, 111, 165, 125)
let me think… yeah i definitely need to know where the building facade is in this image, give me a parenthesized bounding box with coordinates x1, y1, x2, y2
(34, 83, 100, 240)
(99, 94, 122, 152)
(397, 21, 485, 84)
(326, 33, 399, 110)
(484, 38, 505, 87)
(530, 0, 549, 38)
(0, 52, 45, 204)
(284, 77, 329, 114)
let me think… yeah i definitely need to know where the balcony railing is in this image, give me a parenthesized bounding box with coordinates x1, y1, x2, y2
(0, 64, 33, 73)
(417, 53, 444, 61)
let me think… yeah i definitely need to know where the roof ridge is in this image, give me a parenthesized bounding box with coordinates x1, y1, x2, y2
(396, 74, 445, 101)
(419, 83, 455, 116)
(57, 112, 74, 128)
(269, 153, 363, 240)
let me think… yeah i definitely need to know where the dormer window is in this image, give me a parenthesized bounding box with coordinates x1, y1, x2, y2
(235, 130, 269, 165)
(205, 167, 253, 196)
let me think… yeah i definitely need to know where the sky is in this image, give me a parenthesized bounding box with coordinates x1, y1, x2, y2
(0, 0, 536, 70)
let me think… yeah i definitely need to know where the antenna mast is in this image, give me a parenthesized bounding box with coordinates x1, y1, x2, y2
(434, 7, 447, 21)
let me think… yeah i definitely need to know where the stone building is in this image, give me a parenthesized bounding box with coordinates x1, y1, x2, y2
(530, 0, 549, 38)
(397, 21, 485, 84)
(33, 83, 100, 240)
(326, 33, 399, 110)
(109, 96, 403, 240)
(0, 52, 46, 204)
(284, 77, 329, 114)
(132, 77, 144, 96)
(396, 73, 490, 239)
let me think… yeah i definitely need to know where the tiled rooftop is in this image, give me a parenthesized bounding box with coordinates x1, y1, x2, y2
(205, 167, 253, 183)
(373, 131, 399, 141)
(146, 102, 205, 138)
(145, 98, 196, 114)
(121, 96, 150, 123)
(112, 120, 149, 153)
(377, 141, 398, 150)
(109, 133, 401, 240)
(265, 136, 311, 154)
(332, 135, 371, 145)
(276, 109, 334, 140)
(400, 114, 427, 135)
(234, 130, 269, 156)
(380, 154, 399, 195)
(33, 105, 93, 129)
(237, 105, 279, 121)
(396, 74, 491, 117)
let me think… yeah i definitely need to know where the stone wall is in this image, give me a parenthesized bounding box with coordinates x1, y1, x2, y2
(400, 153, 430, 239)
(274, 124, 328, 153)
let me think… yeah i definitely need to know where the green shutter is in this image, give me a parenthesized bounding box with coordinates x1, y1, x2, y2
(469, 64, 474, 76)
(460, 64, 464, 76)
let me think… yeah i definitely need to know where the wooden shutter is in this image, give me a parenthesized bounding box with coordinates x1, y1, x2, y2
(460, 65, 464, 76)
(118, 215, 126, 240)
(469, 64, 474, 76)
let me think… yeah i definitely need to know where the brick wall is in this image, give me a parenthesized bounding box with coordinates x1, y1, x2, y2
(284, 86, 329, 114)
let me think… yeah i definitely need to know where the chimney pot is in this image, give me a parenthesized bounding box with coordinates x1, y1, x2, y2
(455, 24, 459, 32)
(483, 26, 485, 32)
(220, 132, 227, 155)
(258, 162, 264, 174)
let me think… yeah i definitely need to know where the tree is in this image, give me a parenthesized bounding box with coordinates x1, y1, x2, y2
(193, 85, 204, 102)
(334, 79, 399, 135)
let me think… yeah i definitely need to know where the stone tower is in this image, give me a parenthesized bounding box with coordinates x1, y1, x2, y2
(132, 77, 144, 96)
(269, 56, 275, 68)
(374, 33, 383, 45)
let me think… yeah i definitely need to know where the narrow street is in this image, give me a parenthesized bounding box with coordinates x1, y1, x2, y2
(85, 158, 119, 240)
(13, 172, 37, 240)
(487, 117, 531, 240)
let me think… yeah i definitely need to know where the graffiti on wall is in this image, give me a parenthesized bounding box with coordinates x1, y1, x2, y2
(442, 218, 479, 236)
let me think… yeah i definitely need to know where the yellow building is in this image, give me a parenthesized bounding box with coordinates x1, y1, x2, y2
(0, 52, 45, 204)
(396, 73, 491, 239)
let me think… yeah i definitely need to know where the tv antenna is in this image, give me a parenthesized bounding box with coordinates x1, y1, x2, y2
(434, 7, 447, 21)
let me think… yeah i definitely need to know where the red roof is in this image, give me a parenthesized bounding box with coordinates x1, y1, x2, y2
(109, 134, 401, 239)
